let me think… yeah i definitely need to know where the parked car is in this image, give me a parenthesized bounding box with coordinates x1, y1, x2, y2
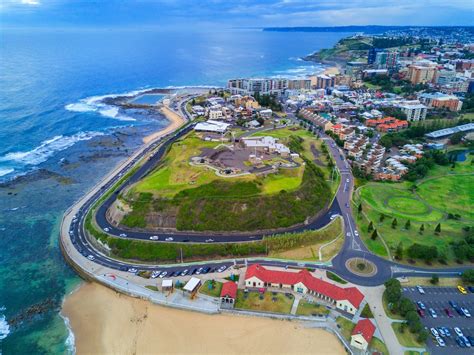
(449, 300, 458, 308)
(456, 336, 466, 348)
(430, 328, 439, 337)
(468, 286, 474, 293)
(151, 271, 160, 279)
(217, 265, 227, 273)
(149, 235, 159, 240)
(436, 337, 446, 347)
(455, 306, 464, 316)
(429, 308, 437, 318)
(417, 286, 425, 294)
(458, 285, 467, 294)
(87, 254, 95, 261)
(461, 307, 471, 317)
(128, 268, 138, 274)
(202, 267, 211, 274)
(462, 336, 471, 347)
(159, 271, 167, 278)
(445, 308, 453, 317)
(437, 328, 446, 337)
(417, 309, 425, 318)
(454, 327, 464, 337)
(180, 269, 189, 276)
(417, 301, 426, 310)
(441, 327, 451, 337)
(195, 267, 203, 275)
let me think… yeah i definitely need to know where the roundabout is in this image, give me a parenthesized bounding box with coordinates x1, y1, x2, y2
(345, 257, 378, 277)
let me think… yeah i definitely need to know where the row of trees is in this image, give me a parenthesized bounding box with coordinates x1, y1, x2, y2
(384, 279, 429, 343)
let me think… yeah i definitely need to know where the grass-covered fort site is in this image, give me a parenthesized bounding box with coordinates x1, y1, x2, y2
(111, 126, 335, 232)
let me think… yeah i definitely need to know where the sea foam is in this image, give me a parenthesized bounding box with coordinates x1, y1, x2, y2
(0, 308, 10, 341)
(0, 131, 104, 166)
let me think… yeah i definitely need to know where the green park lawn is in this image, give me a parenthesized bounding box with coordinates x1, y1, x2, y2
(355, 155, 474, 265)
(199, 280, 223, 298)
(391, 322, 425, 348)
(234, 290, 294, 314)
(295, 299, 330, 316)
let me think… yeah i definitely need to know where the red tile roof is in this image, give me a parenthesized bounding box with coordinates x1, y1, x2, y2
(245, 264, 364, 308)
(352, 319, 376, 343)
(220, 281, 237, 299)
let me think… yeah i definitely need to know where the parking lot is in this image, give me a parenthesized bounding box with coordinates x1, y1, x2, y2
(403, 286, 474, 354)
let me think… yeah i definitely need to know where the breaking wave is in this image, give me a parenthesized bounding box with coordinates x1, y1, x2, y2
(0, 307, 10, 341)
(0, 131, 104, 167)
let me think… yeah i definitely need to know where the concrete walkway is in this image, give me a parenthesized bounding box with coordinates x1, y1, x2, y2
(290, 294, 302, 315)
(359, 285, 405, 355)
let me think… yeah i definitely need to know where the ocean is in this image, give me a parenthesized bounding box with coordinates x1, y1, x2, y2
(0, 28, 350, 353)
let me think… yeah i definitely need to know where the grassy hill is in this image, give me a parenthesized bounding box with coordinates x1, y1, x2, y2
(117, 127, 332, 232)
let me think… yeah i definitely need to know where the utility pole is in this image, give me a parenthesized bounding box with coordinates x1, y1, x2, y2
(180, 248, 183, 263)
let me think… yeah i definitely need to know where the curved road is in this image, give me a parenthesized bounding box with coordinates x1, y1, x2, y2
(62, 98, 471, 287)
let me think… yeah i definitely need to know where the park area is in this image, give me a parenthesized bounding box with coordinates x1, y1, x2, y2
(117, 127, 333, 232)
(355, 153, 473, 265)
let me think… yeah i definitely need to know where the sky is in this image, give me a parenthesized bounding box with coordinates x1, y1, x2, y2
(1, 0, 473, 30)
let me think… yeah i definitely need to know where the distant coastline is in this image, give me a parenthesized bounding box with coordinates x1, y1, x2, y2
(263, 25, 474, 33)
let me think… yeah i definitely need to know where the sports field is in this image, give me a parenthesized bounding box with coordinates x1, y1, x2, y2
(355, 154, 473, 264)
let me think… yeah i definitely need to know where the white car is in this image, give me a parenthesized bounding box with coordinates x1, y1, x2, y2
(461, 307, 471, 317)
(205, 239, 214, 243)
(436, 337, 446, 347)
(454, 327, 463, 337)
(165, 237, 174, 241)
(119, 233, 127, 237)
(104, 227, 110, 232)
(416, 285, 425, 294)
(430, 328, 439, 337)
(346, 232, 351, 237)
(151, 271, 160, 279)
(128, 268, 138, 274)
(429, 308, 437, 318)
(87, 255, 95, 261)
(159, 271, 167, 278)
(149, 235, 159, 240)
(217, 265, 227, 273)
(354, 231, 359, 237)
(330, 214, 340, 220)
(346, 178, 350, 183)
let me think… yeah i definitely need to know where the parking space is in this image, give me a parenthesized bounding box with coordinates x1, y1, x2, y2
(403, 286, 474, 354)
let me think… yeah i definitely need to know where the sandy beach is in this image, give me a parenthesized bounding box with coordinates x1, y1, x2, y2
(62, 282, 345, 355)
(321, 66, 340, 76)
(143, 104, 186, 144)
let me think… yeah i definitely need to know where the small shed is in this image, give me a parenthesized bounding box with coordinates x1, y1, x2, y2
(350, 318, 375, 351)
(161, 279, 173, 292)
(183, 277, 201, 297)
(220, 282, 238, 308)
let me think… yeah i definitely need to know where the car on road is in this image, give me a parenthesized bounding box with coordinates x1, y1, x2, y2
(436, 336, 446, 347)
(119, 233, 127, 237)
(444, 308, 453, 317)
(205, 239, 214, 243)
(461, 307, 471, 317)
(87, 255, 95, 261)
(458, 285, 467, 294)
(346, 178, 349, 183)
(165, 237, 174, 241)
(417, 301, 426, 310)
(429, 308, 437, 318)
(354, 231, 359, 237)
(330, 214, 340, 220)
(104, 227, 110, 232)
(346, 232, 351, 237)
(430, 328, 439, 337)
(180, 269, 189, 276)
(149, 235, 159, 240)
(454, 327, 463, 337)
(417, 286, 425, 294)
(128, 268, 138, 274)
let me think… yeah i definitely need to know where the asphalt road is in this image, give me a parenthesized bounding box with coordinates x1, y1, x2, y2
(64, 100, 472, 287)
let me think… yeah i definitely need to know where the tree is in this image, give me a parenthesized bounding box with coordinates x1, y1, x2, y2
(461, 270, 474, 283)
(392, 218, 398, 229)
(395, 242, 404, 260)
(435, 223, 441, 234)
(419, 224, 425, 235)
(417, 330, 429, 343)
(371, 229, 378, 240)
(404, 220, 411, 230)
(358, 203, 363, 213)
(379, 213, 385, 222)
(191, 98, 196, 106)
(385, 284, 401, 303)
(430, 274, 439, 285)
(368, 221, 374, 232)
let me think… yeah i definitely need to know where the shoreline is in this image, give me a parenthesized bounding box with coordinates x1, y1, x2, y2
(62, 282, 345, 354)
(143, 104, 187, 144)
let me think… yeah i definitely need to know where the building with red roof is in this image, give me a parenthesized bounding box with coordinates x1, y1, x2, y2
(244, 264, 364, 315)
(220, 281, 238, 308)
(350, 319, 376, 350)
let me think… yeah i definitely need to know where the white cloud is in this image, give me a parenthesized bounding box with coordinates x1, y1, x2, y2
(21, 0, 40, 5)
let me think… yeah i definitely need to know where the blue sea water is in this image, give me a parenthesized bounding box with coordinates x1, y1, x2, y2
(0, 28, 349, 353)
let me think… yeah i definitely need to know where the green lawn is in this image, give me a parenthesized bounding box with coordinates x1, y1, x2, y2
(382, 292, 404, 320)
(234, 290, 294, 314)
(360, 303, 374, 318)
(199, 280, 223, 298)
(295, 299, 330, 316)
(336, 316, 355, 340)
(370, 337, 389, 355)
(392, 322, 425, 348)
(355, 156, 474, 265)
(326, 271, 347, 284)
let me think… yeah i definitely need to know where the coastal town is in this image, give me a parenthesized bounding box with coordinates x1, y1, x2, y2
(56, 26, 474, 355)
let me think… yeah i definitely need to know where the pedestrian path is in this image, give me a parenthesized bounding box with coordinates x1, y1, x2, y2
(291, 294, 302, 315)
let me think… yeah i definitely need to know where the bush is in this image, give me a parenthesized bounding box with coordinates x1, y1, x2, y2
(461, 270, 474, 283)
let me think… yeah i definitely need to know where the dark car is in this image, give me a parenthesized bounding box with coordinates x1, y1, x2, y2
(456, 337, 466, 348)
(468, 286, 474, 293)
(455, 306, 464, 316)
(191, 268, 198, 275)
(202, 267, 211, 274)
(444, 308, 453, 317)
(449, 300, 458, 308)
(417, 309, 425, 318)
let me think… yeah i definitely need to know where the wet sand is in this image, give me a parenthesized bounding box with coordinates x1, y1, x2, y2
(322, 66, 340, 76)
(62, 282, 345, 355)
(143, 105, 186, 144)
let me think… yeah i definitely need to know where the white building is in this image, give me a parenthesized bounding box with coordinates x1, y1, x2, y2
(399, 103, 428, 121)
(194, 120, 230, 133)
